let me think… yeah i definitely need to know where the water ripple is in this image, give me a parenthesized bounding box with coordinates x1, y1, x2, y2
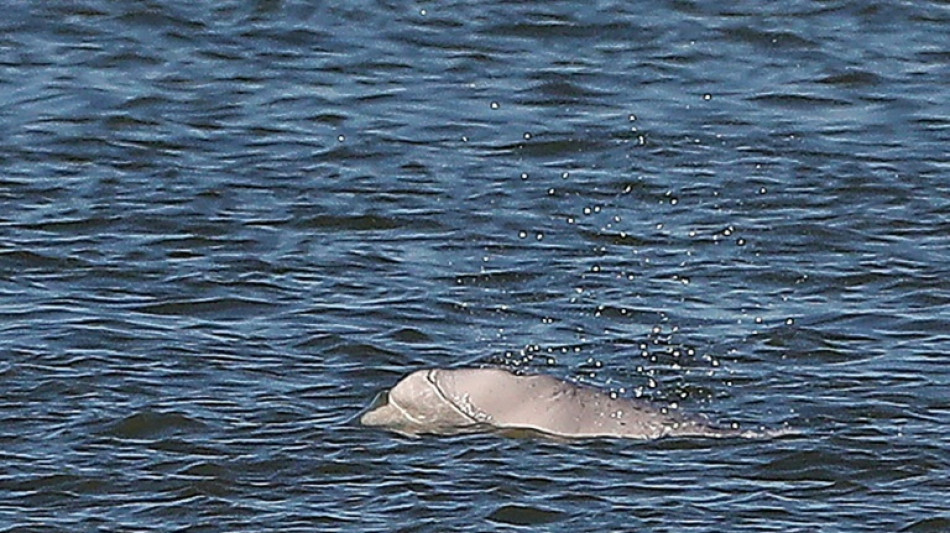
(1, 0, 948, 531)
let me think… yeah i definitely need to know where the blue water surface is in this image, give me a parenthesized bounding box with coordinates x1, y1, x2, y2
(1, 1, 948, 531)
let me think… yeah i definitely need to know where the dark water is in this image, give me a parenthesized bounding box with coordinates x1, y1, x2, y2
(2, 1, 948, 531)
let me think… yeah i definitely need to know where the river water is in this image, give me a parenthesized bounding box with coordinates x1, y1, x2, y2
(1, 1, 948, 532)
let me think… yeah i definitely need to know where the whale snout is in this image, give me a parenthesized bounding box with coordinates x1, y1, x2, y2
(359, 390, 393, 426)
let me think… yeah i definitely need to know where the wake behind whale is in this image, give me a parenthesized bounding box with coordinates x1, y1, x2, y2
(361, 367, 769, 440)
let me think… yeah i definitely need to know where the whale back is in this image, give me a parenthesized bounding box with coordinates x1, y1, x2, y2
(430, 368, 706, 439)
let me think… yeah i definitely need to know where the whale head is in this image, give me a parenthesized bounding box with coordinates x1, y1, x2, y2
(359, 369, 477, 436)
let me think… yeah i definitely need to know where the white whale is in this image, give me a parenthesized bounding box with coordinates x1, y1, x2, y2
(360, 367, 747, 440)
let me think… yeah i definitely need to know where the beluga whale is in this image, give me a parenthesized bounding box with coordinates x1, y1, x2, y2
(360, 367, 754, 440)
